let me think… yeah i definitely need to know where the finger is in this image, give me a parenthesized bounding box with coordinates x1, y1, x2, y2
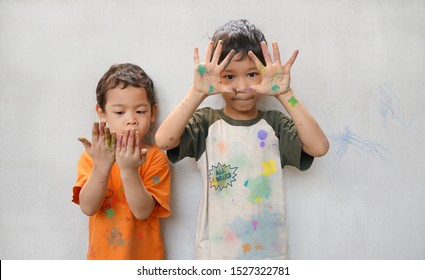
(193, 47, 200, 65)
(261, 41, 272, 65)
(127, 129, 135, 153)
(140, 148, 148, 160)
(78, 137, 92, 153)
(285, 50, 299, 68)
(272, 41, 281, 65)
(219, 84, 237, 95)
(111, 131, 117, 151)
(244, 85, 257, 95)
(92, 122, 99, 143)
(248, 50, 266, 73)
(135, 131, 142, 151)
(194, 47, 207, 76)
(219, 49, 236, 70)
(211, 40, 223, 65)
(99, 122, 106, 138)
(104, 127, 112, 149)
(204, 41, 214, 63)
(117, 134, 123, 152)
(122, 130, 129, 151)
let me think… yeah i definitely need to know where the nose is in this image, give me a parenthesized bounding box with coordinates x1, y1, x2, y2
(233, 77, 247, 94)
(126, 114, 138, 126)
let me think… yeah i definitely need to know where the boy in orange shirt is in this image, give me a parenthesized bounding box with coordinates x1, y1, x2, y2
(72, 63, 170, 259)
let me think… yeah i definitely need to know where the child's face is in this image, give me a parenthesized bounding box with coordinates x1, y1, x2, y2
(220, 53, 262, 119)
(96, 84, 157, 137)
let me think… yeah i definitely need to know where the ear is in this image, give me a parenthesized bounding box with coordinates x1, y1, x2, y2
(96, 104, 107, 122)
(150, 104, 158, 123)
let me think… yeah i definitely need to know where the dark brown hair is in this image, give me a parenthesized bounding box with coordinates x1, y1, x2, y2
(211, 19, 267, 65)
(96, 63, 155, 110)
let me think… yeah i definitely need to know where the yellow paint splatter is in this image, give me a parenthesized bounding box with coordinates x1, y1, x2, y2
(261, 160, 277, 176)
(254, 197, 264, 203)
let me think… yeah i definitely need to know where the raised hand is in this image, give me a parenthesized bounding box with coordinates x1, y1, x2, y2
(115, 129, 146, 171)
(193, 40, 235, 95)
(78, 122, 116, 170)
(247, 41, 298, 96)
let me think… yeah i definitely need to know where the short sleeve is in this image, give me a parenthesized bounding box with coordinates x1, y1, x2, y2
(72, 152, 93, 205)
(167, 107, 212, 163)
(141, 146, 171, 218)
(264, 110, 314, 171)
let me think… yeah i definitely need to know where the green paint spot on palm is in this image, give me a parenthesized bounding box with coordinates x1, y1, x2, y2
(197, 64, 207, 75)
(271, 84, 280, 92)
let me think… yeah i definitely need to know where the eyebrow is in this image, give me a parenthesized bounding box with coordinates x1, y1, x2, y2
(222, 66, 259, 73)
(110, 103, 149, 108)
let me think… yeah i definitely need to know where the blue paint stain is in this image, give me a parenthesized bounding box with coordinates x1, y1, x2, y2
(152, 175, 160, 185)
(230, 211, 285, 259)
(258, 130, 268, 140)
(258, 130, 268, 148)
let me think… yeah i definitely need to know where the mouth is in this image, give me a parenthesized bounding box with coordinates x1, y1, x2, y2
(232, 95, 255, 101)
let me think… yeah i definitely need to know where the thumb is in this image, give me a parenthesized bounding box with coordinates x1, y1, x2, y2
(140, 148, 148, 159)
(78, 137, 92, 153)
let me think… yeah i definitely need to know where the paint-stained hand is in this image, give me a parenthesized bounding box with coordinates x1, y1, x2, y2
(193, 40, 235, 96)
(115, 129, 146, 172)
(78, 122, 116, 170)
(247, 41, 298, 96)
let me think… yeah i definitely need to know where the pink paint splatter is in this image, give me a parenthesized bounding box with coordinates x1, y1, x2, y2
(252, 220, 258, 230)
(225, 230, 237, 242)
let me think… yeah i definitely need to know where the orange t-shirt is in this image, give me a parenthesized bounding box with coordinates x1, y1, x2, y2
(72, 146, 171, 259)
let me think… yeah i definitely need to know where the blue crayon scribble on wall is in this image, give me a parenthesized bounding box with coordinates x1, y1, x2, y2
(378, 84, 412, 128)
(329, 126, 391, 161)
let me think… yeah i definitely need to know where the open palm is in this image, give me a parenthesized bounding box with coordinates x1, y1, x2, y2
(248, 41, 298, 96)
(193, 40, 235, 95)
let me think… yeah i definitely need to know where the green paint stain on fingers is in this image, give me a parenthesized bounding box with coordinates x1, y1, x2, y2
(197, 64, 207, 75)
(288, 96, 298, 107)
(106, 138, 112, 149)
